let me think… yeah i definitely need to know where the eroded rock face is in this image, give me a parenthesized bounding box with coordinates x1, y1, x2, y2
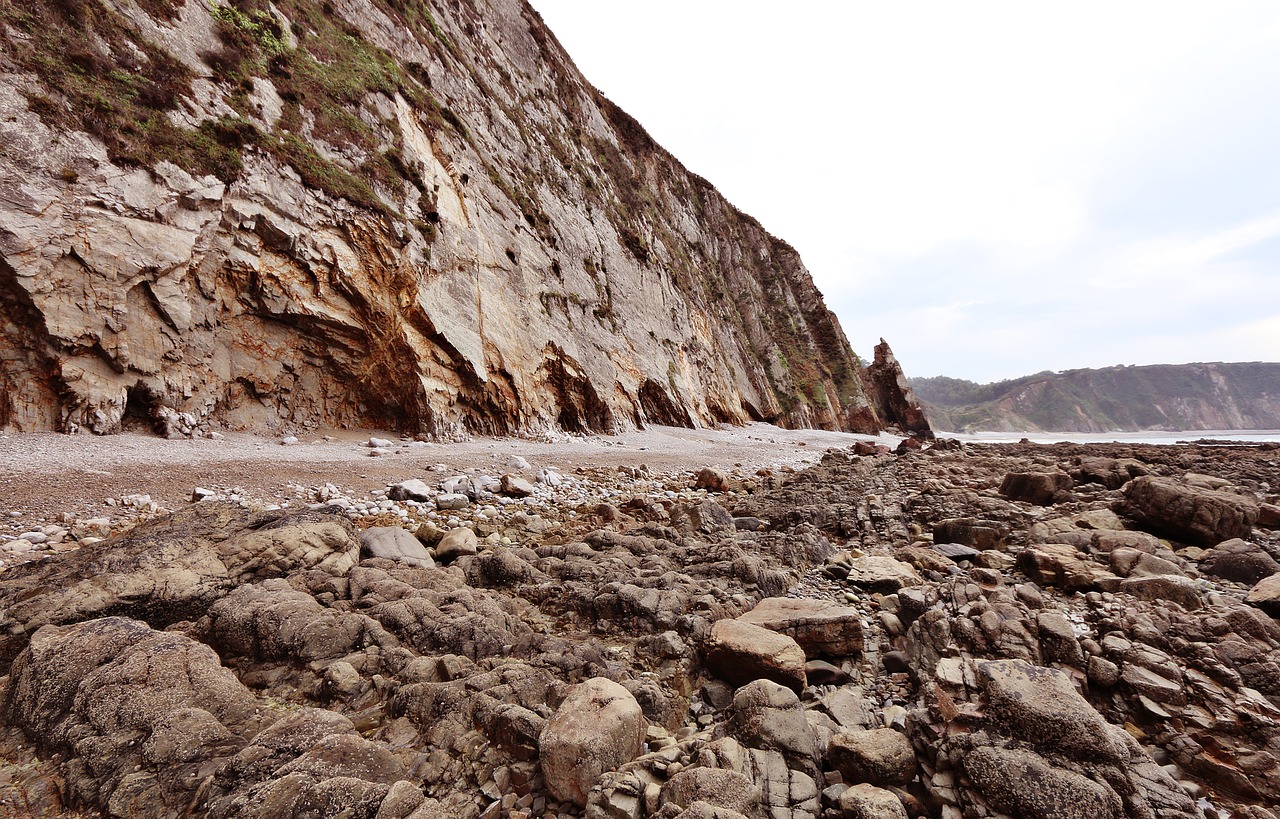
(539, 677, 646, 807)
(0, 0, 929, 438)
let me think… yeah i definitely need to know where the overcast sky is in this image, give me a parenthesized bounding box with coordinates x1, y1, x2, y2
(528, 1, 1280, 383)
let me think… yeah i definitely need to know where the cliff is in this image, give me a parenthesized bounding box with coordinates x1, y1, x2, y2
(0, 0, 919, 437)
(914, 362, 1280, 433)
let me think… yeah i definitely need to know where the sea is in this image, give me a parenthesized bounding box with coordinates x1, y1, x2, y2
(945, 430, 1280, 445)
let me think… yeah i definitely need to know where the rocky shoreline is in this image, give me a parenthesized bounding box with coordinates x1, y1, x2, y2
(0, 436, 1278, 818)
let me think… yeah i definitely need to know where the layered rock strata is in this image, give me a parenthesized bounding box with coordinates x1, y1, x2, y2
(0, 0, 926, 438)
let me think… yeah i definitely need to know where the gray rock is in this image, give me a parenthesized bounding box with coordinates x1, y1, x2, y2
(434, 493, 470, 510)
(1200, 538, 1280, 585)
(500, 474, 535, 497)
(962, 745, 1123, 819)
(736, 597, 865, 659)
(360, 527, 435, 568)
(388, 479, 433, 502)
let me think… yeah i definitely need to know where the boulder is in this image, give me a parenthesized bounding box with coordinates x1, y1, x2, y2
(999, 471, 1073, 505)
(932, 518, 1006, 550)
(706, 619, 808, 693)
(1245, 572, 1280, 617)
(962, 745, 1123, 819)
(388, 479, 432, 502)
(843, 556, 923, 592)
(1119, 575, 1203, 611)
(434, 527, 479, 563)
(1122, 476, 1258, 546)
(661, 768, 757, 816)
(1109, 547, 1185, 578)
(499, 474, 535, 497)
(715, 679, 820, 776)
(1071, 456, 1151, 489)
(837, 783, 909, 819)
(695, 467, 729, 492)
(977, 660, 1119, 761)
(827, 729, 916, 787)
(736, 597, 865, 659)
(1200, 538, 1280, 585)
(1017, 543, 1112, 591)
(539, 678, 646, 807)
(360, 527, 435, 569)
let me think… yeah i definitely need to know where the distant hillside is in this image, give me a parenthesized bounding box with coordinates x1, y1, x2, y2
(912, 363, 1280, 433)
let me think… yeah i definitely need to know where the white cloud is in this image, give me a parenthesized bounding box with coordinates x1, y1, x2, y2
(530, 0, 1280, 380)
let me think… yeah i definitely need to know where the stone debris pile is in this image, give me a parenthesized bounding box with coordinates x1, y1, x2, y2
(0, 438, 1277, 818)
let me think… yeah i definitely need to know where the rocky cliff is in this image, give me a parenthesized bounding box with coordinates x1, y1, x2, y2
(914, 362, 1280, 433)
(0, 0, 919, 438)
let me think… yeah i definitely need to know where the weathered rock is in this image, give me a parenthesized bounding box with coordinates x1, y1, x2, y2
(0, 503, 358, 663)
(1017, 543, 1112, 591)
(360, 526, 435, 568)
(661, 768, 757, 816)
(715, 680, 820, 778)
(5, 617, 257, 816)
(932, 518, 1006, 550)
(827, 729, 916, 787)
(837, 783, 908, 819)
(962, 745, 1123, 819)
(434, 527, 479, 563)
(977, 660, 1119, 761)
(500, 475, 535, 497)
(706, 619, 808, 693)
(1109, 547, 1185, 578)
(1119, 575, 1203, 611)
(999, 471, 1072, 505)
(842, 556, 922, 592)
(1245, 572, 1280, 616)
(388, 479, 433, 502)
(1200, 538, 1280, 585)
(540, 678, 646, 807)
(695, 468, 729, 492)
(736, 597, 865, 659)
(1122, 476, 1258, 546)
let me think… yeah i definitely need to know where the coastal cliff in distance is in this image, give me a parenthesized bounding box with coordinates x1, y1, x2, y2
(914, 362, 1280, 433)
(0, 0, 924, 438)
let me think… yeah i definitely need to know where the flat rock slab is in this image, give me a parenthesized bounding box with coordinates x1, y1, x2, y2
(706, 618, 807, 693)
(737, 597, 864, 659)
(844, 556, 923, 592)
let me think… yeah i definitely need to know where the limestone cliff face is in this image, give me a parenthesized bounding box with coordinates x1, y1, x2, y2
(0, 0, 910, 436)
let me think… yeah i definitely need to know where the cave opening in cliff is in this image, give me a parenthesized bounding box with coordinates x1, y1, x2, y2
(122, 383, 164, 435)
(638, 380, 693, 428)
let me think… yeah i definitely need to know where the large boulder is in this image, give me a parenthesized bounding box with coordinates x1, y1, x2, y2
(962, 745, 1123, 819)
(999, 471, 1073, 506)
(736, 597, 865, 660)
(838, 783, 909, 819)
(539, 677, 647, 807)
(827, 729, 916, 787)
(360, 526, 435, 568)
(1122, 476, 1258, 546)
(715, 680, 820, 777)
(706, 619, 808, 693)
(1200, 538, 1280, 585)
(977, 660, 1119, 761)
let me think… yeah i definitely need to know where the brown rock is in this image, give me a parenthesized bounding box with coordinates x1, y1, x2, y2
(737, 597, 865, 660)
(999, 471, 1073, 505)
(1200, 538, 1280, 585)
(827, 729, 916, 787)
(1122, 476, 1258, 546)
(1119, 575, 1203, 611)
(539, 678, 647, 807)
(1245, 572, 1280, 616)
(706, 619, 807, 693)
(837, 783, 909, 819)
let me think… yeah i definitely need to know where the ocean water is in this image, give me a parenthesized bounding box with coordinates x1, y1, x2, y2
(945, 430, 1280, 445)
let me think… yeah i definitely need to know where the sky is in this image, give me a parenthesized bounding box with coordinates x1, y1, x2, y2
(527, 1, 1280, 383)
